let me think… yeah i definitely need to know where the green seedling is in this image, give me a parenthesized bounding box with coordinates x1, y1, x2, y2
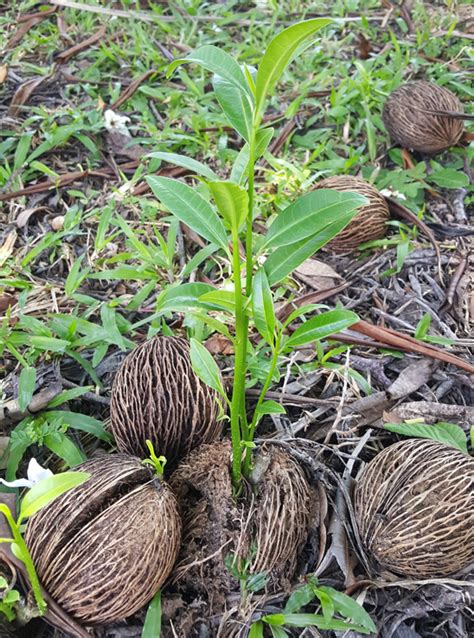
(147, 20, 367, 492)
(142, 440, 167, 477)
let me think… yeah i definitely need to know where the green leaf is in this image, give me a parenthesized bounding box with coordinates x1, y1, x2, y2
(269, 627, 288, 638)
(249, 621, 264, 638)
(282, 613, 371, 632)
(284, 583, 316, 613)
(252, 268, 276, 344)
(265, 190, 367, 249)
(189, 338, 227, 400)
(230, 127, 274, 184)
(30, 336, 70, 353)
(14, 134, 32, 172)
(147, 152, 218, 180)
(384, 422, 468, 453)
(255, 400, 286, 416)
(428, 168, 469, 189)
(19, 471, 90, 523)
(46, 386, 93, 408)
(255, 19, 331, 117)
(263, 614, 285, 626)
(286, 310, 359, 348)
(208, 181, 249, 231)
(265, 213, 361, 285)
(199, 289, 238, 312)
(213, 73, 252, 140)
(18, 367, 36, 412)
(414, 313, 431, 339)
(168, 45, 253, 100)
(156, 283, 218, 313)
(44, 432, 86, 467)
(43, 411, 111, 442)
(147, 176, 229, 250)
(142, 590, 162, 638)
(317, 586, 377, 633)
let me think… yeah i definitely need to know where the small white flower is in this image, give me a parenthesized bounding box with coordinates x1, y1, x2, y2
(380, 188, 406, 201)
(104, 109, 131, 135)
(0, 458, 53, 489)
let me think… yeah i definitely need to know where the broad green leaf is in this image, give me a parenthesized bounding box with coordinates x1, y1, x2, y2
(147, 152, 218, 180)
(19, 471, 90, 522)
(46, 386, 93, 408)
(43, 411, 111, 442)
(230, 127, 274, 184)
(384, 422, 468, 453)
(286, 310, 359, 348)
(44, 432, 86, 467)
(284, 583, 316, 613)
(142, 590, 162, 638)
(18, 367, 36, 412)
(199, 289, 239, 312)
(263, 614, 285, 626)
(252, 268, 276, 344)
(249, 621, 264, 638)
(255, 400, 286, 416)
(255, 19, 331, 117)
(282, 613, 370, 632)
(428, 168, 469, 189)
(265, 190, 367, 249)
(265, 213, 361, 285)
(213, 74, 252, 140)
(168, 45, 253, 99)
(269, 627, 288, 638)
(30, 336, 70, 353)
(189, 338, 227, 399)
(317, 586, 377, 633)
(147, 176, 229, 250)
(156, 283, 218, 313)
(208, 181, 249, 231)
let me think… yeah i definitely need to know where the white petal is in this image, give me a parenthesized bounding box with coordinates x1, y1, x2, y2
(27, 458, 53, 484)
(0, 478, 33, 489)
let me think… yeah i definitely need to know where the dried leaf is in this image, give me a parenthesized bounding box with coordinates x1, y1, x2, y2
(16, 206, 50, 228)
(295, 258, 344, 291)
(110, 69, 157, 110)
(7, 7, 57, 49)
(8, 76, 48, 117)
(0, 294, 16, 313)
(205, 334, 234, 356)
(0, 65, 8, 84)
(55, 26, 106, 64)
(0, 232, 17, 266)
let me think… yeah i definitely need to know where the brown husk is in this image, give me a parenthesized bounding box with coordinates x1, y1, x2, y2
(169, 441, 315, 622)
(314, 175, 389, 253)
(25, 454, 181, 626)
(110, 335, 222, 468)
(382, 80, 464, 154)
(354, 438, 474, 578)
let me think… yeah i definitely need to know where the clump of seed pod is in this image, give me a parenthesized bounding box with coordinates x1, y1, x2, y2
(110, 336, 222, 467)
(26, 455, 181, 625)
(382, 80, 464, 154)
(354, 438, 474, 578)
(314, 175, 389, 252)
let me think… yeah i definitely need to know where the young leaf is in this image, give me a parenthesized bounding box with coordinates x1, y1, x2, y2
(19, 471, 90, 523)
(18, 367, 36, 412)
(147, 152, 218, 180)
(414, 313, 431, 339)
(265, 190, 367, 249)
(230, 127, 274, 184)
(249, 621, 264, 638)
(265, 213, 361, 285)
(44, 432, 87, 467)
(142, 590, 162, 638)
(284, 583, 316, 613)
(43, 411, 111, 442)
(255, 19, 331, 117)
(208, 181, 249, 231)
(384, 421, 468, 453)
(252, 268, 276, 344)
(255, 400, 285, 416)
(189, 338, 227, 400)
(168, 45, 253, 99)
(282, 613, 371, 632)
(317, 586, 377, 634)
(147, 176, 229, 250)
(213, 74, 253, 141)
(286, 310, 359, 348)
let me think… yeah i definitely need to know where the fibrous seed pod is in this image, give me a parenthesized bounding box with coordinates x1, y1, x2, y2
(26, 454, 181, 625)
(314, 175, 389, 252)
(382, 80, 464, 154)
(354, 438, 474, 578)
(110, 336, 222, 466)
